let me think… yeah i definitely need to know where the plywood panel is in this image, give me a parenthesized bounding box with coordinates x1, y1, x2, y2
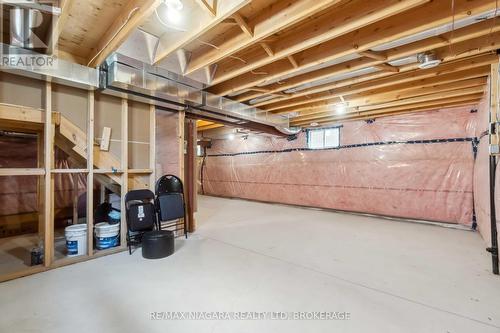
(0, 73, 44, 109)
(128, 101, 150, 142)
(94, 93, 122, 160)
(52, 84, 88, 132)
(128, 142, 150, 169)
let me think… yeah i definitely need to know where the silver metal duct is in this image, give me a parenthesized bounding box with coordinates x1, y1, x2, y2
(0, 44, 299, 136)
(103, 53, 298, 135)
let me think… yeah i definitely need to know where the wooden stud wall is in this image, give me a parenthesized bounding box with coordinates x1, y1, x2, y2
(0, 76, 166, 282)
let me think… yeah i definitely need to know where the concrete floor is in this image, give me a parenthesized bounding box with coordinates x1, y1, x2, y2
(1, 195, 499, 332)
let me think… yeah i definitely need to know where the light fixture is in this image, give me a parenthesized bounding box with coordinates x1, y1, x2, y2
(164, 0, 183, 11)
(310, 122, 319, 127)
(228, 133, 236, 140)
(335, 104, 347, 114)
(417, 51, 441, 69)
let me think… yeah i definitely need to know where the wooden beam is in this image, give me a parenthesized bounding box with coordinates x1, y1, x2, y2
(196, 0, 217, 16)
(52, 0, 75, 50)
(87, 0, 162, 67)
(153, 0, 251, 65)
(291, 79, 487, 121)
(120, 99, 128, 247)
(149, 104, 156, 192)
(232, 20, 500, 101)
(287, 55, 299, 69)
(359, 50, 387, 61)
(260, 55, 497, 111)
(44, 81, 53, 267)
(292, 86, 486, 124)
(215, 0, 497, 97)
(86, 90, 94, 256)
(209, 0, 428, 85)
(185, 0, 344, 74)
(233, 13, 253, 37)
(271, 65, 491, 113)
(260, 42, 274, 57)
(0, 168, 45, 176)
(374, 63, 399, 73)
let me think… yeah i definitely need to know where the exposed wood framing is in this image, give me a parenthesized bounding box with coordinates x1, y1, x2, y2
(260, 42, 274, 57)
(87, 90, 94, 256)
(51, 0, 75, 50)
(208, 0, 429, 87)
(154, 0, 251, 65)
(44, 82, 53, 267)
(261, 55, 496, 112)
(358, 50, 387, 61)
(196, 0, 218, 16)
(0, 169, 45, 176)
(87, 0, 162, 67)
(120, 99, 128, 246)
(149, 104, 156, 192)
(233, 13, 253, 37)
(211, 0, 496, 98)
(185, 0, 344, 74)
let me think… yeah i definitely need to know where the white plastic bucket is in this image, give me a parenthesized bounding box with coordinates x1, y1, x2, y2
(65, 224, 87, 256)
(94, 222, 120, 250)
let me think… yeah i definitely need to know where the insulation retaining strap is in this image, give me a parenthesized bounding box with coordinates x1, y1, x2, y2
(207, 137, 476, 157)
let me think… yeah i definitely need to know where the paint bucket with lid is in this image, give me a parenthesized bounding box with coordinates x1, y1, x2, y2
(94, 222, 120, 250)
(65, 224, 88, 256)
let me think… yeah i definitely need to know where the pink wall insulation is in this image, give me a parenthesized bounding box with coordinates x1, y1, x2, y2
(202, 106, 480, 225)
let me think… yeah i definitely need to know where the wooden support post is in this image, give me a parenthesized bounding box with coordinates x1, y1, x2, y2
(72, 173, 79, 225)
(178, 110, 185, 181)
(186, 119, 196, 233)
(37, 133, 44, 243)
(149, 104, 156, 192)
(120, 99, 129, 246)
(43, 81, 53, 267)
(87, 90, 95, 256)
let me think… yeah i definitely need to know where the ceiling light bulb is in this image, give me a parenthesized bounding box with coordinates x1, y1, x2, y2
(310, 122, 319, 127)
(228, 133, 236, 140)
(164, 0, 183, 11)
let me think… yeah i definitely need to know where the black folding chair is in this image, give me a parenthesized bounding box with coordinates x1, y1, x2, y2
(155, 175, 188, 238)
(125, 189, 157, 254)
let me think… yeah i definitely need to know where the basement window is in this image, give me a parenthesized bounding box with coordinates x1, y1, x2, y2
(307, 127, 340, 149)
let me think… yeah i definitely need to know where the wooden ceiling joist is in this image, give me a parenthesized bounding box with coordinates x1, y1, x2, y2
(210, 0, 497, 97)
(270, 65, 491, 113)
(87, 0, 162, 67)
(51, 0, 75, 50)
(290, 78, 486, 121)
(258, 53, 498, 111)
(183, 0, 343, 75)
(232, 19, 500, 104)
(209, 0, 428, 87)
